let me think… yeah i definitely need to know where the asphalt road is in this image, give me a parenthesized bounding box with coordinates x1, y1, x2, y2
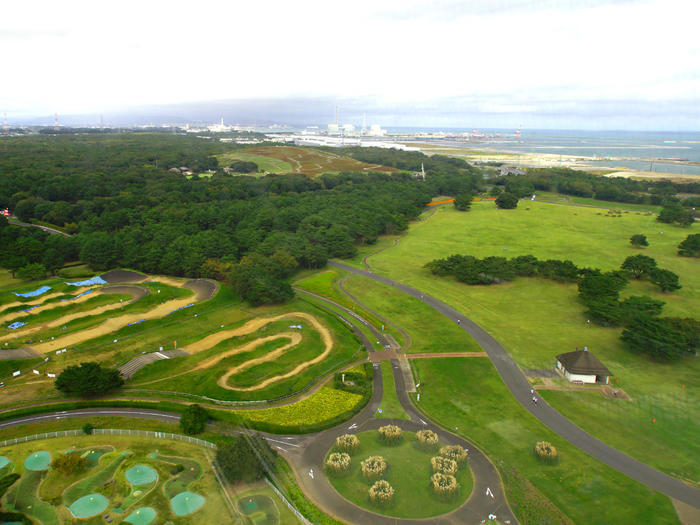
(329, 260, 700, 508)
(0, 408, 181, 431)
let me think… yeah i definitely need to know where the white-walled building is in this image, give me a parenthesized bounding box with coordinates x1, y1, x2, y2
(556, 349, 611, 384)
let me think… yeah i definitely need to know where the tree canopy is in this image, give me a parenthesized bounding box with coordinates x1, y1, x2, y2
(678, 233, 700, 257)
(215, 435, 277, 483)
(179, 404, 209, 435)
(495, 192, 519, 209)
(54, 362, 124, 397)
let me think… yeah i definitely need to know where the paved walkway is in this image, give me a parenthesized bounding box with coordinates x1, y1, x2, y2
(329, 260, 700, 508)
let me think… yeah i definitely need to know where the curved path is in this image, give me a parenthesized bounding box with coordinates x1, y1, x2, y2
(329, 260, 700, 508)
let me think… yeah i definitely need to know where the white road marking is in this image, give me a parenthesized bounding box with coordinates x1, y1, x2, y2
(486, 487, 494, 499)
(420, 418, 427, 425)
(348, 423, 358, 430)
(309, 469, 314, 479)
(266, 437, 301, 448)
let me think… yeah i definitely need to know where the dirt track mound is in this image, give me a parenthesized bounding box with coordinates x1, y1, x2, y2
(101, 285, 149, 300)
(0, 348, 40, 360)
(184, 279, 218, 301)
(100, 270, 147, 283)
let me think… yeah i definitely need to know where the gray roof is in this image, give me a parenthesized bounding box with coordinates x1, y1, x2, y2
(556, 350, 611, 376)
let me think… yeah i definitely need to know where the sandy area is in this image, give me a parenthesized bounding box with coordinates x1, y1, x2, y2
(31, 288, 195, 354)
(135, 312, 334, 391)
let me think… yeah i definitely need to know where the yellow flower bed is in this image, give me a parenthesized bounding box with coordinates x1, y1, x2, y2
(242, 387, 364, 428)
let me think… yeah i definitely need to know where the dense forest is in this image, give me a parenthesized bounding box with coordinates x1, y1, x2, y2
(0, 135, 482, 300)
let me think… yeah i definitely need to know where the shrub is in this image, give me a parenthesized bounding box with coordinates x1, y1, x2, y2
(678, 233, 700, 257)
(335, 434, 360, 454)
(179, 404, 209, 435)
(361, 456, 387, 481)
(415, 429, 439, 450)
(82, 423, 94, 435)
(54, 362, 124, 397)
(51, 452, 88, 475)
(326, 453, 351, 475)
(368, 479, 395, 505)
(431, 455, 458, 475)
(431, 472, 459, 499)
(534, 441, 558, 464)
(440, 445, 468, 466)
(378, 425, 403, 445)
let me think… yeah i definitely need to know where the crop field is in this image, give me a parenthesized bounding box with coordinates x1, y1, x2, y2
(219, 146, 398, 176)
(360, 200, 699, 480)
(0, 435, 232, 524)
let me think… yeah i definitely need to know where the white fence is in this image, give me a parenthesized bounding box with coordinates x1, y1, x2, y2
(0, 428, 216, 450)
(266, 478, 312, 525)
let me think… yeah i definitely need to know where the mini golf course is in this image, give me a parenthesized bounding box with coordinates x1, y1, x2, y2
(326, 429, 473, 519)
(0, 436, 226, 524)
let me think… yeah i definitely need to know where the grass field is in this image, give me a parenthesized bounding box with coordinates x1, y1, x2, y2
(362, 200, 699, 479)
(218, 146, 398, 176)
(327, 429, 473, 519)
(412, 357, 679, 525)
(375, 362, 408, 420)
(0, 435, 233, 524)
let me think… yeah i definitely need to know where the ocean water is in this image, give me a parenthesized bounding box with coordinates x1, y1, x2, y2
(388, 128, 700, 175)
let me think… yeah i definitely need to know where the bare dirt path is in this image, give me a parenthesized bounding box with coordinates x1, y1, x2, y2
(134, 312, 334, 392)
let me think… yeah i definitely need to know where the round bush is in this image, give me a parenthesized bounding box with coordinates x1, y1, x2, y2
(431, 472, 459, 499)
(336, 434, 360, 454)
(361, 455, 387, 481)
(378, 425, 403, 445)
(415, 429, 439, 450)
(431, 455, 458, 476)
(326, 452, 351, 475)
(368, 479, 395, 505)
(534, 441, 558, 464)
(440, 445, 468, 466)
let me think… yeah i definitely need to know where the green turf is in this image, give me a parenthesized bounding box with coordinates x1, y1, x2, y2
(4, 469, 59, 525)
(327, 429, 473, 519)
(63, 452, 127, 504)
(342, 274, 481, 354)
(129, 298, 363, 402)
(375, 362, 409, 420)
(412, 357, 679, 525)
(170, 490, 205, 516)
(159, 456, 202, 498)
(217, 151, 293, 174)
(68, 492, 109, 518)
(363, 200, 699, 478)
(124, 506, 157, 525)
(0, 269, 22, 291)
(125, 464, 158, 485)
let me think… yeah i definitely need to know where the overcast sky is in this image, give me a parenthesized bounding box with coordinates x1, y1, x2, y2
(2, 0, 698, 129)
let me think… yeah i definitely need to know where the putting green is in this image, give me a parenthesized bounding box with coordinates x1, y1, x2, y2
(124, 506, 157, 525)
(125, 464, 158, 486)
(170, 491, 205, 516)
(0, 456, 10, 469)
(68, 493, 109, 518)
(24, 451, 51, 471)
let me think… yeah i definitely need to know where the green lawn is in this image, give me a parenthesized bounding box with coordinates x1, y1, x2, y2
(217, 151, 293, 174)
(342, 274, 481, 354)
(363, 201, 699, 478)
(327, 429, 473, 519)
(412, 357, 679, 525)
(375, 362, 409, 419)
(0, 269, 22, 290)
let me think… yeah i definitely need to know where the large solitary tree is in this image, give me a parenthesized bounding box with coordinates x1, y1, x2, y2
(55, 362, 124, 397)
(453, 193, 473, 211)
(495, 192, 518, 209)
(677, 233, 700, 257)
(630, 234, 648, 248)
(621, 254, 657, 279)
(179, 404, 209, 435)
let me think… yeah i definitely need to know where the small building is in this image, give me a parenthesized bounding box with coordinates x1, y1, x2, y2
(499, 166, 526, 177)
(556, 349, 611, 385)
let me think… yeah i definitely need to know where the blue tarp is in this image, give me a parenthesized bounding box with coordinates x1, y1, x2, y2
(19, 305, 40, 313)
(13, 286, 51, 298)
(60, 290, 94, 301)
(167, 303, 194, 315)
(7, 321, 27, 330)
(66, 277, 106, 286)
(127, 319, 146, 326)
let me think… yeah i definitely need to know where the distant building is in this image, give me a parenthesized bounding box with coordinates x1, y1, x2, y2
(556, 349, 611, 385)
(499, 166, 526, 177)
(368, 124, 386, 137)
(1, 208, 11, 217)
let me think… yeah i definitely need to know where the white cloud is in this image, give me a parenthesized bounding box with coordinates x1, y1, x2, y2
(1, 0, 698, 128)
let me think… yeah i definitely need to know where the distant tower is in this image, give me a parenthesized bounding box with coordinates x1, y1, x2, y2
(362, 113, 366, 135)
(100, 115, 104, 131)
(2, 113, 7, 133)
(220, 117, 224, 126)
(334, 105, 339, 127)
(54, 113, 59, 130)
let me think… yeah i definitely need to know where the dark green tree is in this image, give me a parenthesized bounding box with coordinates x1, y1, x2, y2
(495, 192, 518, 209)
(657, 203, 694, 226)
(621, 314, 687, 361)
(54, 362, 124, 397)
(215, 435, 276, 483)
(666, 318, 700, 354)
(630, 234, 648, 247)
(618, 295, 665, 324)
(17, 263, 47, 281)
(51, 452, 88, 475)
(453, 193, 473, 211)
(649, 268, 681, 292)
(677, 233, 700, 257)
(179, 404, 209, 435)
(620, 254, 657, 279)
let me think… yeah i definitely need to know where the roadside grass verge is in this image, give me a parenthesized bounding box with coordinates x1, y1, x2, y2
(375, 362, 409, 420)
(412, 357, 679, 525)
